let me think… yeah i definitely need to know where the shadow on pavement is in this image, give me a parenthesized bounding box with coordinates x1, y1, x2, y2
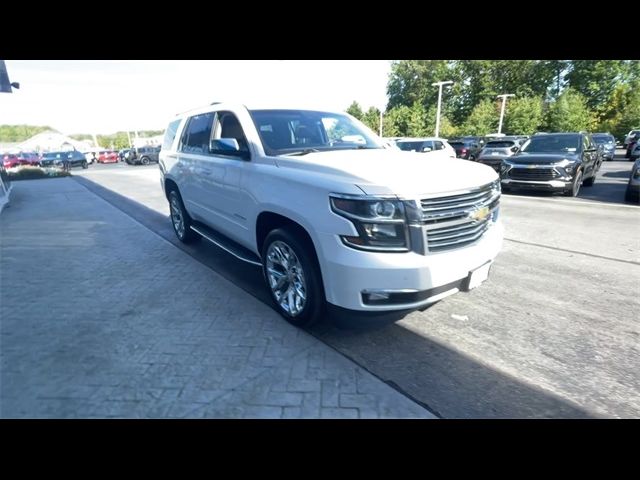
(73, 175, 601, 418)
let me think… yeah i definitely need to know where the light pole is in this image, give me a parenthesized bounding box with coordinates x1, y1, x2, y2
(432, 80, 453, 137)
(496, 94, 515, 135)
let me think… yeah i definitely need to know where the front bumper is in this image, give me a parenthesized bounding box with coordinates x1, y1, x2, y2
(501, 178, 571, 191)
(316, 220, 503, 312)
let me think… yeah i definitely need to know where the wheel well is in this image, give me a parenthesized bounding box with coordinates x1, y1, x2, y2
(256, 212, 315, 258)
(164, 178, 178, 200)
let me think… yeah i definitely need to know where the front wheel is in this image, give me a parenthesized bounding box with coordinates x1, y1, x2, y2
(168, 189, 200, 244)
(141, 157, 150, 165)
(564, 170, 583, 197)
(261, 228, 325, 327)
(583, 172, 595, 186)
(82, 161, 88, 169)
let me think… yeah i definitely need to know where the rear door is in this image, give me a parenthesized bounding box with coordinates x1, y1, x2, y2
(176, 111, 215, 220)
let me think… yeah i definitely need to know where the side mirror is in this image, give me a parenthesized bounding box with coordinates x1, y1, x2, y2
(511, 146, 519, 153)
(211, 138, 240, 152)
(209, 138, 249, 159)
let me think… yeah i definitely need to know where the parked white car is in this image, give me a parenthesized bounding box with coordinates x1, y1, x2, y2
(159, 103, 503, 326)
(395, 137, 457, 159)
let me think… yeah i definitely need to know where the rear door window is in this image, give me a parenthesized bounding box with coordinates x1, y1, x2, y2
(180, 112, 215, 154)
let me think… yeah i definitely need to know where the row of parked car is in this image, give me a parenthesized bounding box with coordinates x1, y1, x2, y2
(386, 131, 627, 199)
(1, 146, 162, 170)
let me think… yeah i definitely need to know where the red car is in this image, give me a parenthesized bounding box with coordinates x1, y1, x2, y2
(17, 152, 41, 166)
(97, 150, 119, 163)
(2, 153, 28, 168)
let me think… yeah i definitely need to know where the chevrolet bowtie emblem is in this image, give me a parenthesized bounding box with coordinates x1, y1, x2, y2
(469, 206, 490, 222)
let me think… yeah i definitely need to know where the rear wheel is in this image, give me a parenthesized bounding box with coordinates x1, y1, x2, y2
(261, 228, 325, 327)
(141, 157, 150, 165)
(168, 189, 200, 244)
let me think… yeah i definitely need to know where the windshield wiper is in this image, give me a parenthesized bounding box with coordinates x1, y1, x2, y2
(282, 148, 320, 156)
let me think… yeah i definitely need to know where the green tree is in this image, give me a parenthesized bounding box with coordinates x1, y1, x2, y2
(0, 125, 56, 142)
(544, 88, 596, 132)
(460, 99, 499, 135)
(346, 101, 364, 120)
(362, 106, 381, 135)
(382, 105, 412, 137)
(387, 60, 452, 110)
(565, 61, 633, 120)
(503, 96, 544, 135)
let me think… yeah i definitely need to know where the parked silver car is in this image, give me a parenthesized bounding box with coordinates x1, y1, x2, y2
(476, 138, 521, 172)
(592, 133, 616, 161)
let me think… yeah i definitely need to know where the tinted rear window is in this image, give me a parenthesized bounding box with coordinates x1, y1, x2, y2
(397, 141, 425, 152)
(486, 141, 515, 148)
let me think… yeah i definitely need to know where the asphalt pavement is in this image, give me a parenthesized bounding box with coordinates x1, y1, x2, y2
(4, 151, 638, 418)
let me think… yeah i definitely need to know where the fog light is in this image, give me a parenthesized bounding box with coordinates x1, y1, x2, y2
(367, 292, 390, 301)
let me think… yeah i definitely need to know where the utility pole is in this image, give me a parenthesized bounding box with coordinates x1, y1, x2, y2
(432, 81, 454, 137)
(496, 94, 515, 135)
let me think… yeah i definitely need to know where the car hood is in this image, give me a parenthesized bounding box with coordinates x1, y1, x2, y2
(274, 149, 497, 197)
(507, 152, 580, 164)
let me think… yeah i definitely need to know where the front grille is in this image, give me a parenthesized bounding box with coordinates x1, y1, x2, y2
(509, 167, 560, 181)
(420, 182, 499, 252)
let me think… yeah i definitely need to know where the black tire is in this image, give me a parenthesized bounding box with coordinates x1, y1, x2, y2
(583, 172, 595, 187)
(564, 170, 583, 197)
(168, 189, 200, 244)
(468, 155, 476, 161)
(261, 227, 325, 327)
(141, 156, 150, 165)
(82, 160, 88, 169)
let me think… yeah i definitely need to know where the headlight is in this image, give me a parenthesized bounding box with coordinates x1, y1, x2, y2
(500, 160, 513, 176)
(555, 159, 578, 175)
(330, 195, 409, 252)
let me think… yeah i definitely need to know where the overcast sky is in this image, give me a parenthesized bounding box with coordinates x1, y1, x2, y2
(0, 60, 392, 135)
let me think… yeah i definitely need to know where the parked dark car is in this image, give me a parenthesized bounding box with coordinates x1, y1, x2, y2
(626, 133, 640, 159)
(40, 150, 88, 169)
(118, 148, 133, 162)
(448, 137, 485, 160)
(125, 146, 161, 165)
(592, 133, 616, 161)
(625, 159, 640, 203)
(477, 138, 521, 172)
(500, 132, 602, 197)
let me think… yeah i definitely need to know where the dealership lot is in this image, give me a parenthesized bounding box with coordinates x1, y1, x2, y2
(2, 154, 638, 418)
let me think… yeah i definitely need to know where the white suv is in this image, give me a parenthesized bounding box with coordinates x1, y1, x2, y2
(159, 103, 503, 326)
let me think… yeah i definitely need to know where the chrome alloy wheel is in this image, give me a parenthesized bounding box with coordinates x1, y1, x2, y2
(170, 194, 185, 238)
(266, 240, 307, 316)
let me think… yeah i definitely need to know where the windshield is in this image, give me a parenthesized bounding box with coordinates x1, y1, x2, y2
(249, 109, 383, 156)
(593, 135, 613, 144)
(520, 134, 580, 153)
